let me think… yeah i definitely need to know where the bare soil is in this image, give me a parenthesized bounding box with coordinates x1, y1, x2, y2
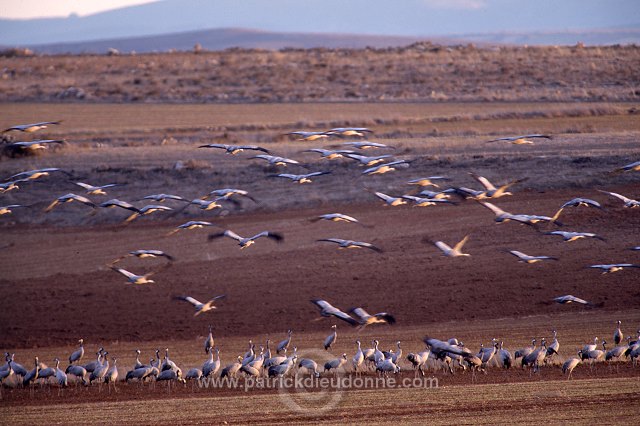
(0, 47, 639, 422)
(0, 101, 639, 348)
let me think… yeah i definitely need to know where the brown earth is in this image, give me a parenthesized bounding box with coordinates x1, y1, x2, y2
(1, 183, 640, 349)
(0, 47, 639, 422)
(0, 101, 639, 349)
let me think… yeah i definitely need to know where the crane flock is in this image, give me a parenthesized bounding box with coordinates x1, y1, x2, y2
(2, 320, 639, 392)
(1, 119, 638, 394)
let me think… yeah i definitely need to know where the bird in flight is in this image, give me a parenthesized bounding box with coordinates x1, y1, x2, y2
(199, 144, 269, 155)
(130, 249, 174, 260)
(110, 249, 175, 264)
(349, 307, 396, 330)
(362, 160, 410, 176)
(425, 235, 471, 257)
(486, 134, 552, 145)
(545, 230, 605, 242)
(477, 201, 517, 222)
(184, 198, 223, 211)
(423, 337, 472, 358)
(208, 230, 283, 249)
(99, 199, 140, 213)
(373, 191, 407, 206)
(139, 194, 189, 203)
(309, 213, 368, 226)
(554, 295, 589, 305)
(3, 121, 62, 133)
(597, 190, 640, 208)
(401, 195, 456, 207)
(109, 266, 163, 285)
(507, 250, 558, 263)
(7, 168, 71, 181)
(203, 188, 256, 203)
(560, 198, 602, 209)
(415, 190, 452, 200)
(166, 221, 217, 236)
(325, 127, 373, 138)
(340, 141, 394, 150)
(251, 154, 300, 166)
(269, 171, 330, 183)
(478, 201, 562, 227)
(124, 205, 172, 223)
(44, 193, 96, 212)
(7, 139, 65, 151)
(317, 238, 383, 253)
(343, 153, 393, 166)
(174, 294, 226, 316)
(0, 179, 28, 194)
(468, 173, 527, 199)
(613, 160, 640, 173)
(406, 176, 450, 188)
(303, 148, 355, 160)
(285, 131, 330, 141)
(0, 204, 28, 216)
(310, 299, 358, 326)
(75, 182, 122, 196)
(448, 187, 485, 200)
(589, 264, 640, 274)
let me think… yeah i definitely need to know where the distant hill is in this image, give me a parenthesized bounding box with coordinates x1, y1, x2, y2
(11, 27, 640, 55)
(461, 28, 640, 46)
(20, 28, 469, 54)
(1, 0, 639, 47)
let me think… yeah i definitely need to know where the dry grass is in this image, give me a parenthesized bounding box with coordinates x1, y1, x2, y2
(2, 377, 639, 424)
(1, 45, 639, 103)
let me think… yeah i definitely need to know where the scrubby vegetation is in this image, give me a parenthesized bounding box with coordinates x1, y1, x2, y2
(1, 44, 638, 103)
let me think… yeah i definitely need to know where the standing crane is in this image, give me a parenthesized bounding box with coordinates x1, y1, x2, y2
(324, 325, 337, 350)
(277, 330, 293, 354)
(69, 339, 84, 364)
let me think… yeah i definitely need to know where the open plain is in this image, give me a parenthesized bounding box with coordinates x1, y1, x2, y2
(1, 46, 640, 424)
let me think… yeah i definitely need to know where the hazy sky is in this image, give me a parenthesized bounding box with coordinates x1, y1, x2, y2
(0, 0, 158, 19)
(0, 1, 507, 19)
(2, 0, 637, 29)
(4, 0, 635, 22)
(1, 0, 637, 47)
